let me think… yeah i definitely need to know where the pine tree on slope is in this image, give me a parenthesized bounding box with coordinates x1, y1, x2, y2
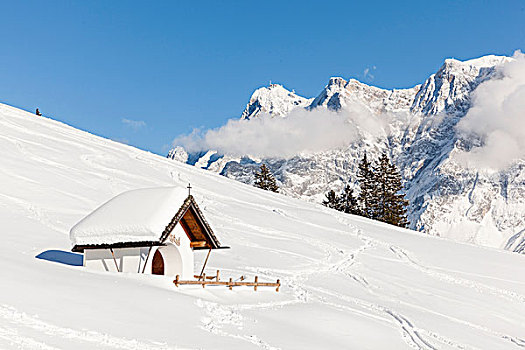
(372, 153, 390, 222)
(357, 153, 376, 218)
(338, 185, 360, 215)
(254, 164, 279, 192)
(322, 189, 339, 210)
(322, 186, 360, 215)
(372, 153, 409, 228)
(385, 160, 409, 228)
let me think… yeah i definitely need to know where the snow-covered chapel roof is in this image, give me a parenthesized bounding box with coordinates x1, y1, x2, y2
(70, 187, 223, 252)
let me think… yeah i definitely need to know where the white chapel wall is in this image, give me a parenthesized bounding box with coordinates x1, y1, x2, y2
(83, 222, 197, 278)
(160, 224, 194, 278)
(84, 248, 142, 272)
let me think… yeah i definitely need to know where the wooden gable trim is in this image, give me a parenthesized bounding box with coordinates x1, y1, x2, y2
(179, 217, 194, 241)
(186, 197, 221, 249)
(159, 195, 224, 249)
(180, 207, 214, 249)
(159, 196, 192, 242)
(181, 207, 207, 244)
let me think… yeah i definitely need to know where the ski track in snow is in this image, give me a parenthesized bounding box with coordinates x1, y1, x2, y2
(326, 209, 525, 349)
(190, 209, 390, 348)
(226, 207, 465, 349)
(0, 325, 62, 350)
(0, 193, 66, 234)
(197, 300, 279, 350)
(208, 206, 448, 350)
(0, 305, 185, 350)
(216, 207, 446, 349)
(387, 245, 525, 304)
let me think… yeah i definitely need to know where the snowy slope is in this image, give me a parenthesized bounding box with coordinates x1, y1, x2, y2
(1, 104, 525, 349)
(171, 55, 525, 252)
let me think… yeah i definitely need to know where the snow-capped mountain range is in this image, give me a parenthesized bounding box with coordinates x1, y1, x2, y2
(169, 55, 525, 252)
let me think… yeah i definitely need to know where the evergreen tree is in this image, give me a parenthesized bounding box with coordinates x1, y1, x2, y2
(322, 186, 360, 215)
(372, 152, 409, 228)
(385, 161, 410, 228)
(337, 185, 360, 215)
(322, 189, 339, 210)
(254, 164, 279, 192)
(372, 153, 390, 222)
(357, 153, 376, 218)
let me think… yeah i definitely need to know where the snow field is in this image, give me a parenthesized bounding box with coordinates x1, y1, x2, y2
(0, 104, 524, 349)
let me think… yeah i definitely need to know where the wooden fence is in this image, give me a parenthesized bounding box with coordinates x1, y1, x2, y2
(174, 270, 280, 292)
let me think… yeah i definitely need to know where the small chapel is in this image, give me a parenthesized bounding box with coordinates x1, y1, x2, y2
(69, 186, 227, 278)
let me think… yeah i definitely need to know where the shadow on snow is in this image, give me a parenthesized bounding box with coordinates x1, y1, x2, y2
(36, 250, 83, 266)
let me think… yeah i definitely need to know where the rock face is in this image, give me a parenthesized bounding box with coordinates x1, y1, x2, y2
(169, 55, 525, 251)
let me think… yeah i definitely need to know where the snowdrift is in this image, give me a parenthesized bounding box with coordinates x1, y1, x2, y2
(1, 103, 524, 349)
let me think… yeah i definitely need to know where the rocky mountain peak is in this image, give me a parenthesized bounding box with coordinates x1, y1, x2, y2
(327, 76, 347, 88)
(240, 83, 312, 120)
(411, 55, 509, 116)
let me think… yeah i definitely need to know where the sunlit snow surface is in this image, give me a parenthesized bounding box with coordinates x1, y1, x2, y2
(1, 104, 524, 349)
(70, 186, 188, 246)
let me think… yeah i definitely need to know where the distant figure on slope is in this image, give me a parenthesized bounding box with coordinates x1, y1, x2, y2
(35, 108, 42, 116)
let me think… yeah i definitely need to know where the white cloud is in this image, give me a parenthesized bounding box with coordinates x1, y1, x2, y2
(455, 51, 525, 170)
(173, 102, 387, 158)
(363, 66, 376, 81)
(122, 118, 146, 131)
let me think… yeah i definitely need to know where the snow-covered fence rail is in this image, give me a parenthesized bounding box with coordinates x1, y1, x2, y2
(174, 273, 280, 292)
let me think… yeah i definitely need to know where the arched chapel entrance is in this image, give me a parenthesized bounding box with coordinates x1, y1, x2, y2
(151, 245, 183, 276)
(152, 250, 164, 275)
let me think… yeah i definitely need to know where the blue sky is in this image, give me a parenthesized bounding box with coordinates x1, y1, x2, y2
(0, 1, 523, 154)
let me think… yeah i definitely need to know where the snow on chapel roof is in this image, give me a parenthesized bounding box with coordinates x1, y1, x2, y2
(70, 187, 190, 247)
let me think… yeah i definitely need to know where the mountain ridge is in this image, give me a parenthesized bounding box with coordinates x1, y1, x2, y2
(169, 54, 525, 253)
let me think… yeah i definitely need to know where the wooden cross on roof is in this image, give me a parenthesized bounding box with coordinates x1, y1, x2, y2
(187, 183, 192, 196)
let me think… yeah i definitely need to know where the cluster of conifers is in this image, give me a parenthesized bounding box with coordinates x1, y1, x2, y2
(323, 153, 409, 228)
(253, 153, 409, 228)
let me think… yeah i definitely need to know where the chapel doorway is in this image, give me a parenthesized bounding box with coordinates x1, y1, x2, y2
(152, 249, 164, 275)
